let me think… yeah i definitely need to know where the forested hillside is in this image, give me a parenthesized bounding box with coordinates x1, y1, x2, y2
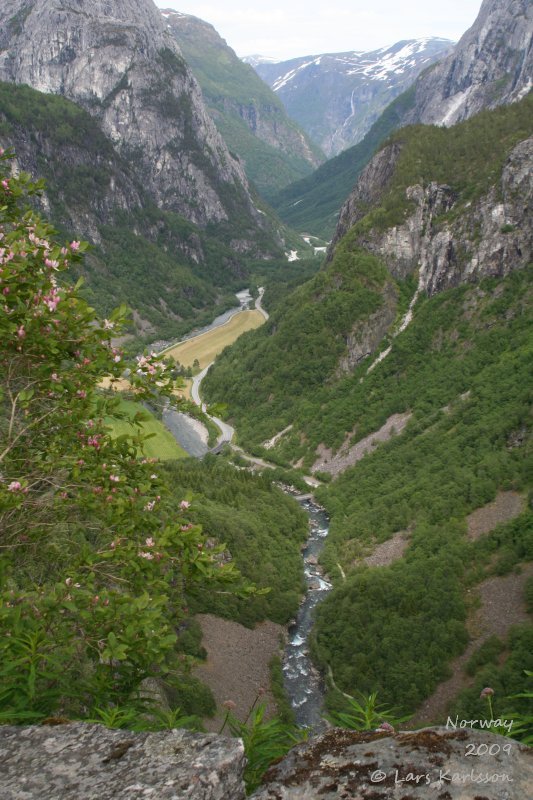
(202, 96, 533, 717)
(0, 82, 286, 339)
(203, 96, 533, 457)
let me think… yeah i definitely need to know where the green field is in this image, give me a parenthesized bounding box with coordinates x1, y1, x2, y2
(105, 398, 187, 460)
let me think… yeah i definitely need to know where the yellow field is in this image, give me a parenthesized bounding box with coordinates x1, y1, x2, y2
(163, 309, 264, 368)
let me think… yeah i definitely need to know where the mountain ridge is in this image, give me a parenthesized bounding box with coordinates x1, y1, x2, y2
(0, 0, 290, 337)
(0, 0, 266, 231)
(161, 8, 324, 199)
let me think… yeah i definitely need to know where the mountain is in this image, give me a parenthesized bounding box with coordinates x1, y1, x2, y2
(268, 0, 533, 238)
(203, 95, 533, 714)
(161, 9, 324, 200)
(248, 38, 454, 157)
(203, 96, 533, 457)
(402, 0, 533, 127)
(0, 0, 286, 336)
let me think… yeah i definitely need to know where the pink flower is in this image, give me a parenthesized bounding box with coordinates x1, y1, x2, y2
(222, 700, 236, 710)
(180, 500, 190, 510)
(145, 537, 155, 547)
(70, 241, 81, 251)
(138, 551, 154, 560)
(17, 325, 25, 338)
(7, 481, 22, 492)
(480, 687, 495, 698)
(109, 474, 120, 483)
(76, 390, 87, 399)
(376, 721, 395, 733)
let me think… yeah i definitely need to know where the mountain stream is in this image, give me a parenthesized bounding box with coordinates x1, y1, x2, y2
(283, 497, 332, 729)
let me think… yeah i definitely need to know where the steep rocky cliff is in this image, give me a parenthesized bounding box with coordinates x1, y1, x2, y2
(0, 0, 270, 232)
(0, 80, 278, 337)
(161, 9, 324, 200)
(0, 0, 288, 336)
(404, 0, 533, 127)
(331, 131, 533, 297)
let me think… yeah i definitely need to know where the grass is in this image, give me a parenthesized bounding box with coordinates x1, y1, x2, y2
(105, 398, 188, 460)
(162, 309, 265, 368)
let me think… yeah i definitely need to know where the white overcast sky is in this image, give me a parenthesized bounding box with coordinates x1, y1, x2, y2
(156, 1, 483, 60)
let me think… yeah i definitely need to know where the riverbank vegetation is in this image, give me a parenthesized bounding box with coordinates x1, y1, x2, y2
(162, 457, 308, 627)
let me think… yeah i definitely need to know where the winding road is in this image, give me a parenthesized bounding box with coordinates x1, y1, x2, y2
(192, 289, 268, 450)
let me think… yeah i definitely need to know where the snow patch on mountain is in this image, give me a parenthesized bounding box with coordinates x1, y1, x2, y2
(248, 37, 454, 155)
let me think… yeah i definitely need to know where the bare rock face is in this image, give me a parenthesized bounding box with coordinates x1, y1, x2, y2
(0, 723, 246, 800)
(251, 727, 533, 799)
(405, 0, 533, 128)
(0, 0, 260, 229)
(330, 142, 403, 252)
(331, 136, 533, 295)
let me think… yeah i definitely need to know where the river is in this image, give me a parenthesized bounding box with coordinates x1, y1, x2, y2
(283, 498, 332, 729)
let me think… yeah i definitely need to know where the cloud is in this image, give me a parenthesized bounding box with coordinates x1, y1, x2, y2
(157, 0, 482, 60)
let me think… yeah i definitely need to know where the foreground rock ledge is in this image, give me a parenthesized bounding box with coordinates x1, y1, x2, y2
(251, 727, 532, 799)
(1, 724, 531, 799)
(0, 723, 246, 800)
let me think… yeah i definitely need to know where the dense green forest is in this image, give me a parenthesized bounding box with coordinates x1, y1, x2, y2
(162, 458, 308, 626)
(203, 95, 533, 462)
(306, 264, 533, 715)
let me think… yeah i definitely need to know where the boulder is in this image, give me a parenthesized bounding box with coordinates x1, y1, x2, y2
(0, 722, 246, 800)
(251, 726, 533, 799)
